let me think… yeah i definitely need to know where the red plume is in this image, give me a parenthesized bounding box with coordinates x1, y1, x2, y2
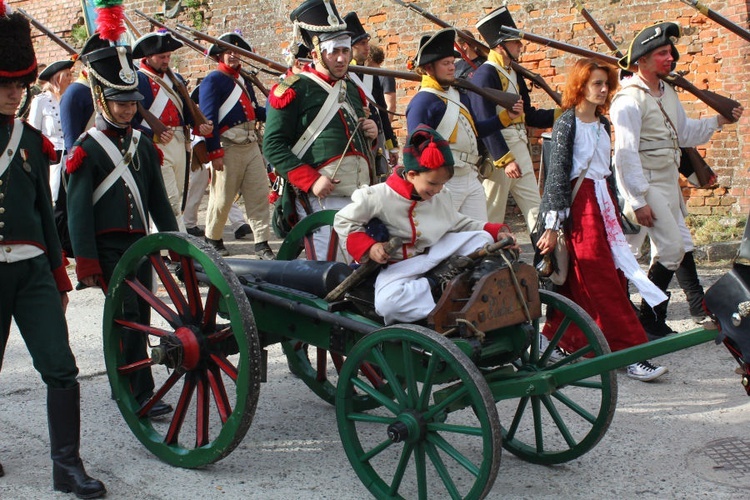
(96, 5, 126, 42)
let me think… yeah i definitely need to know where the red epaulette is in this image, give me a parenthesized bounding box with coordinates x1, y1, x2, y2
(41, 135, 57, 162)
(66, 145, 88, 174)
(268, 74, 300, 109)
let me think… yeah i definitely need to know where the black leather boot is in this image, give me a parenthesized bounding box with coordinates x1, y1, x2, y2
(675, 251, 706, 318)
(48, 385, 106, 499)
(639, 262, 676, 339)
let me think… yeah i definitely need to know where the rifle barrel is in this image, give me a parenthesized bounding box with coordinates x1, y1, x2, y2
(175, 23, 288, 74)
(505, 26, 740, 122)
(680, 0, 750, 43)
(18, 8, 77, 56)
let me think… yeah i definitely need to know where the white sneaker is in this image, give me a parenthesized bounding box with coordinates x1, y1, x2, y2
(538, 335, 568, 364)
(626, 360, 668, 381)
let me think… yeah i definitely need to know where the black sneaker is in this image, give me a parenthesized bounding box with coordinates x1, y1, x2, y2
(234, 223, 252, 240)
(186, 226, 205, 237)
(254, 241, 275, 260)
(205, 237, 230, 256)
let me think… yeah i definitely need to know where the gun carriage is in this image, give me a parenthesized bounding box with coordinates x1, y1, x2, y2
(102, 211, 747, 499)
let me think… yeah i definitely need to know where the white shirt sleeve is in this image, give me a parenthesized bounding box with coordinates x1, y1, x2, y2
(611, 94, 650, 211)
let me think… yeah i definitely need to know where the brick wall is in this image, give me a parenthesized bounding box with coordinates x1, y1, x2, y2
(20, 0, 750, 216)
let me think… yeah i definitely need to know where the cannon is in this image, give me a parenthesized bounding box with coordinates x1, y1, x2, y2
(102, 210, 743, 499)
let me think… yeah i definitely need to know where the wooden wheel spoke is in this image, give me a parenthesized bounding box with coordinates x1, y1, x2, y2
(540, 395, 577, 448)
(201, 286, 220, 331)
(415, 442, 428, 500)
(371, 347, 408, 407)
(303, 234, 316, 260)
(388, 442, 414, 496)
(210, 353, 238, 382)
(506, 396, 530, 441)
(165, 376, 197, 445)
(114, 319, 171, 338)
(118, 357, 154, 375)
(135, 371, 183, 419)
(179, 256, 204, 321)
(532, 397, 544, 452)
(551, 390, 598, 423)
(149, 254, 190, 319)
(325, 231, 339, 261)
(126, 278, 180, 326)
(207, 365, 233, 423)
(425, 440, 462, 500)
(331, 352, 344, 373)
(206, 326, 233, 344)
(359, 362, 385, 389)
(195, 376, 210, 448)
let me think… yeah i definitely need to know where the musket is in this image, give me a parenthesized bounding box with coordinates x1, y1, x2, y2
(18, 8, 77, 56)
(348, 64, 523, 110)
(134, 10, 270, 97)
(501, 25, 740, 123)
(176, 23, 288, 74)
(573, 0, 717, 187)
(18, 8, 167, 137)
(388, 0, 563, 106)
(679, 0, 750, 43)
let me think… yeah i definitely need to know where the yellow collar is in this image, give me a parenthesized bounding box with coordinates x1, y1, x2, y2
(420, 74, 448, 91)
(488, 49, 510, 70)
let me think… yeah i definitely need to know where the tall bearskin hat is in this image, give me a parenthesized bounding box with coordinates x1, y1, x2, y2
(476, 7, 521, 49)
(0, 1, 38, 86)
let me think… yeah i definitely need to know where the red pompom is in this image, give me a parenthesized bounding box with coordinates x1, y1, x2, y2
(419, 140, 444, 169)
(96, 6, 126, 42)
(66, 146, 88, 174)
(268, 190, 279, 204)
(0, 1, 7, 17)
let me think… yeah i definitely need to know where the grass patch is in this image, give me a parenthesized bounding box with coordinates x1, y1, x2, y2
(686, 214, 746, 246)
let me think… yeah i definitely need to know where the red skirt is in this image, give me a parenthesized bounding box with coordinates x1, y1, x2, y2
(542, 179, 648, 352)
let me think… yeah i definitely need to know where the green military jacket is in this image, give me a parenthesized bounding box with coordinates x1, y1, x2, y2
(263, 68, 371, 193)
(0, 118, 71, 291)
(66, 125, 178, 280)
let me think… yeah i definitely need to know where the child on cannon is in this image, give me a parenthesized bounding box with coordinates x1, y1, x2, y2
(334, 124, 517, 324)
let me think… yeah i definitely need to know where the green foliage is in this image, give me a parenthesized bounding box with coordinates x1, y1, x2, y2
(686, 214, 747, 246)
(190, 10, 204, 30)
(70, 23, 89, 47)
(182, 0, 204, 8)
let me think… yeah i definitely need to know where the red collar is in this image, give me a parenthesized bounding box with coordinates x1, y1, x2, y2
(139, 60, 164, 76)
(303, 66, 338, 84)
(218, 62, 241, 78)
(386, 170, 416, 199)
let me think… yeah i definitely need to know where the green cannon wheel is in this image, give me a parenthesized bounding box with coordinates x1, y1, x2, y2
(496, 289, 617, 465)
(103, 232, 261, 468)
(337, 325, 502, 499)
(275, 209, 341, 261)
(278, 209, 388, 411)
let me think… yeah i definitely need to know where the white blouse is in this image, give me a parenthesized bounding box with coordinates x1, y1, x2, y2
(569, 117, 611, 182)
(28, 90, 64, 151)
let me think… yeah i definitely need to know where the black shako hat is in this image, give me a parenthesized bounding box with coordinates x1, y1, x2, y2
(416, 28, 459, 67)
(290, 0, 350, 49)
(81, 37, 143, 102)
(476, 7, 521, 48)
(618, 22, 681, 70)
(132, 31, 184, 59)
(38, 59, 75, 82)
(208, 32, 252, 58)
(0, 6, 38, 85)
(343, 12, 369, 45)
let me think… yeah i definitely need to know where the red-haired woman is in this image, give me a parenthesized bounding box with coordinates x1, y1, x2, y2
(536, 58, 668, 381)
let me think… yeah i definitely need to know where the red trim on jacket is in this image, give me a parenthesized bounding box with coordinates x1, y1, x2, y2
(346, 232, 378, 263)
(74, 256, 103, 282)
(52, 264, 73, 293)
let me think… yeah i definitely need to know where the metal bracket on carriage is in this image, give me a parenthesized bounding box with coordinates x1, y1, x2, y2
(427, 237, 541, 337)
